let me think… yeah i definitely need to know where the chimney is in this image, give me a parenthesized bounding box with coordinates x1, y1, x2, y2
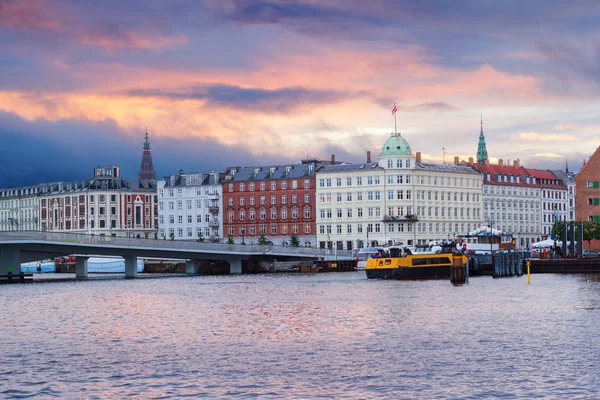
(366, 151, 371, 163)
(513, 159, 519, 168)
(468, 157, 473, 164)
(485, 158, 490, 166)
(331, 154, 335, 164)
(498, 159, 504, 166)
(416, 152, 422, 163)
(454, 156, 459, 165)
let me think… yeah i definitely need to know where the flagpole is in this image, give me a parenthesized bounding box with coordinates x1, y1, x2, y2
(394, 112, 397, 135)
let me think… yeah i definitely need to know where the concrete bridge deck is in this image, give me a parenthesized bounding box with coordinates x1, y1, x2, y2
(0, 231, 353, 277)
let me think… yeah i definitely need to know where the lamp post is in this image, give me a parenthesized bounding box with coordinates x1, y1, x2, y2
(490, 207, 495, 255)
(241, 227, 246, 245)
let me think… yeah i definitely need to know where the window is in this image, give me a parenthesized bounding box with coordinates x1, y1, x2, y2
(240, 197, 245, 206)
(304, 193, 310, 203)
(260, 182, 266, 191)
(357, 177, 362, 185)
(281, 181, 287, 189)
(346, 177, 352, 186)
(240, 183, 245, 191)
(282, 208, 288, 219)
(187, 215, 192, 223)
(271, 195, 277, 205)
(228, 184, 233, 192)
(387, 160, 393, 168)
(292, 208, 299, 219)
(228, 197, 234, 206)
(271, 181, 276, 190)
(304, 207, 310, 218)
(336, 178, 342, 186)
(249, 182, 255, 191)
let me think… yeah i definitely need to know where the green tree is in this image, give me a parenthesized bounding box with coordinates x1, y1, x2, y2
(552, 220, 565, 242)
(289, 234, 300, 247)
(197, 231, 205, 243)
(169, 232, 175, 241)
(583, 221, 600, 250)
(257, 232, 268, 245)
(227, 235, 235, 245)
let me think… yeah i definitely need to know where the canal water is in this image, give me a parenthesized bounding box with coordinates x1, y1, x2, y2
(1, 272, 599, 399)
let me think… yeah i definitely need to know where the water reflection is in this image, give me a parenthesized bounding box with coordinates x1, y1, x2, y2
(1, 273, 600, 398)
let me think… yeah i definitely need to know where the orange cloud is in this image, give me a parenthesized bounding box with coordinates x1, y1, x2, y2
(79, 30, 188, 51)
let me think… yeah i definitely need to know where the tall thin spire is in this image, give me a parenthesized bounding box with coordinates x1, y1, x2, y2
(565, 157, 569, 173)
(476, 114, 488, 164)
(139, 128, 156, 180)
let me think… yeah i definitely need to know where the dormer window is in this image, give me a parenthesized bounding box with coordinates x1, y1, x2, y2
(270, 167, 275, 174)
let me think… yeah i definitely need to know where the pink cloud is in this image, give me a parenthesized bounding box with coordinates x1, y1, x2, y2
(0, 0, 63, 31)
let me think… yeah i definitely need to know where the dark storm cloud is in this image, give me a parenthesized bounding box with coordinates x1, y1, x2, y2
(125, 84, 357, 113)
(0, 111, 279, 188)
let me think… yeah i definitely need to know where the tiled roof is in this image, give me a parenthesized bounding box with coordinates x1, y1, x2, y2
(225, 163, 316, 181)
(416, 163, 479, 174)
(317, 163, 382, 173)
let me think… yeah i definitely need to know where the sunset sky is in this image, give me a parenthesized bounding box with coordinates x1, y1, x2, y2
(1, 0, 599, 187)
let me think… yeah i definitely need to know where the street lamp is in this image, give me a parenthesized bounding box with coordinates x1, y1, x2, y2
(241, 227, 246, 245)
(490, 207, 495, 255)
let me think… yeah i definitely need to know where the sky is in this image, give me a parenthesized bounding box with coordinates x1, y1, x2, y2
(1, 0, 599, 187)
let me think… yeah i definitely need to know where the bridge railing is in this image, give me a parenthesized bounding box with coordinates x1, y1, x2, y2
(0, 231, 354, 259)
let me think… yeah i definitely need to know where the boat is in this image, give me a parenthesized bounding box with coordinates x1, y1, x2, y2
(365, 242, 468, 280)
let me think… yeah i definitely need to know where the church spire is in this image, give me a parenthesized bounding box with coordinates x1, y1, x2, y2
(476, 114, 488, 164)
(139, 128, 156, 180)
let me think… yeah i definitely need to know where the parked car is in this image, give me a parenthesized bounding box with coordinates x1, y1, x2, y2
(582, 249, 600, 258)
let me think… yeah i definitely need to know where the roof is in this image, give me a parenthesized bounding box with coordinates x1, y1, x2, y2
(225, 163, 316, 181)
(380, 134, 412, 157)
(317, 163, 383, 173)
(415, 163, 480, 174)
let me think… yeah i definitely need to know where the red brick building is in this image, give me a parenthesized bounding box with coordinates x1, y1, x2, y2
(222, 162, 317, 246)
(576, 146, 600, 223)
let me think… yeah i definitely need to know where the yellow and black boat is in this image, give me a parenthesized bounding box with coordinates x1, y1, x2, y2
(365, 246, 468, 280)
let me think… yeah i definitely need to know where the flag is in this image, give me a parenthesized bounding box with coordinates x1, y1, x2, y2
(327, 233, 331, 242)
(391, 103, 397, 115)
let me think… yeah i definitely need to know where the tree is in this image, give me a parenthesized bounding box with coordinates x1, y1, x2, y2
(197, 231, 205, 243)
(289, 234, 300, 247)
(552, 220, 565, 242)
(583, 221, 600, 250)
(257, 232, 268, 245)
(227, 235, 235, 245)
(169, 232, 175, 241)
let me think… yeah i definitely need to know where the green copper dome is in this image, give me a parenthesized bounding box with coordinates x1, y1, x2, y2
(381, 134, 412, 157)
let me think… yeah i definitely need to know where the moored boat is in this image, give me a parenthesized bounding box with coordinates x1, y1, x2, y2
(365, 244, 468, 280)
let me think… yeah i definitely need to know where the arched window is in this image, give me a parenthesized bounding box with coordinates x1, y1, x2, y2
(396, 159, 402, 168)
(405, 159, 411, 168)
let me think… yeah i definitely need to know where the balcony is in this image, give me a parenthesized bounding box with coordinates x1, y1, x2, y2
(382, 214, 419, 223)
(209, 219, 220, 227)
(208, 205, 219, 214)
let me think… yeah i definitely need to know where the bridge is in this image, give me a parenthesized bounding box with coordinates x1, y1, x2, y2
(0, 232, 353, 278)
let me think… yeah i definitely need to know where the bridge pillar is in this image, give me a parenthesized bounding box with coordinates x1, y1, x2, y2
(124, 256, 137, 279)
(186, 260, 197, 274)
(229, 258, 242, 274)
(0, 246, 21, 275)
(75, 256, 89, 279)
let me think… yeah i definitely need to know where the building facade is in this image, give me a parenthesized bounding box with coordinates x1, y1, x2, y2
(0, 185, 41, 231)
(527, 168, 568, 237)
(576, 146, 600, 223)
(222, 163, 317, 246)
(552, 166, 576, 221)
(316, 134, 484, 250)
(157, 171, 223, 241)
(38, 166, 158, 238)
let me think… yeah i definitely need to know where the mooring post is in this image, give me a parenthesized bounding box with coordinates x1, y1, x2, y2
(526, 259, 531, 284)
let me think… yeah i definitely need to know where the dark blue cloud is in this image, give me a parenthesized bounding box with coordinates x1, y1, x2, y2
(0, 111, 286, 188)
(125, 84, 356, 113)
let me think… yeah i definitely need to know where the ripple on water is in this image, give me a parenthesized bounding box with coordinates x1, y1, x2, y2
(1, 273, 600, 398)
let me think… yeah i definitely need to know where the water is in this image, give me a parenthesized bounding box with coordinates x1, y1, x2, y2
(1, 272, 599, 399)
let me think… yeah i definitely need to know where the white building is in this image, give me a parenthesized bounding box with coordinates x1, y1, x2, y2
(37, 166, 158, 238)
(315, 133, 484, 250)
(0, 185, 41, 231)
(157, 170, 223, 241)
(470, 159, 568, 248)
